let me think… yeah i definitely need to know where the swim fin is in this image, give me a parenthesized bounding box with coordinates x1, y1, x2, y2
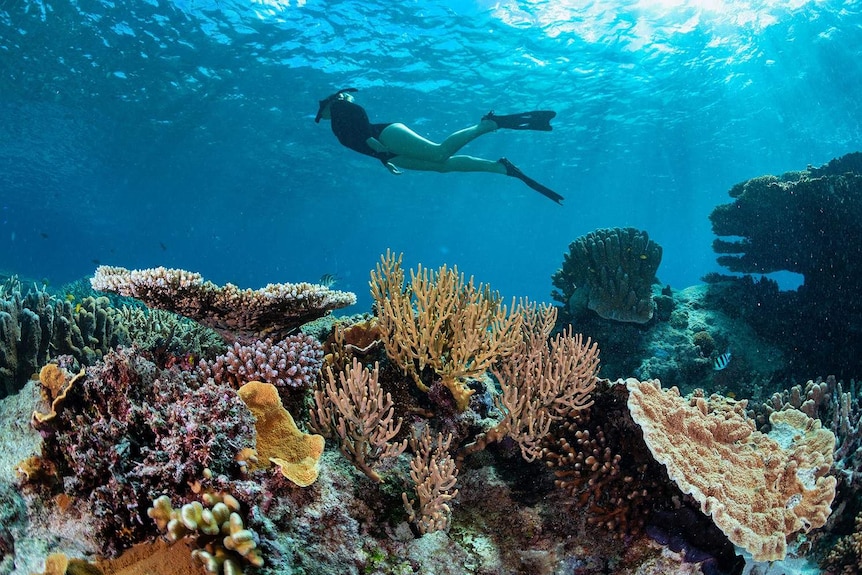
(498, 158, 564, 205)
(483, 110, 556, 131)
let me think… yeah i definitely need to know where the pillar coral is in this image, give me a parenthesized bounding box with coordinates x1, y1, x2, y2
(626, 379, 836, 562)
(238, 380, 324, 487)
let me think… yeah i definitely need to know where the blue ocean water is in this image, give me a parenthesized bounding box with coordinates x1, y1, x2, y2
(2, 0, 861, 311)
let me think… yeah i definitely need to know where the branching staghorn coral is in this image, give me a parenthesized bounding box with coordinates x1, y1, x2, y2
(402, 427, 459, 536)
(200, 335, 324, 391)
(370, 250, 522, 411)
(461, 303, 599, 462)
(309, 357, 406, 482)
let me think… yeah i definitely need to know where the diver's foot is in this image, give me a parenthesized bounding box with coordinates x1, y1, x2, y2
(480, 111, 499, 131)
(483, 111, 556, 131)
(498, 158, 564, 204)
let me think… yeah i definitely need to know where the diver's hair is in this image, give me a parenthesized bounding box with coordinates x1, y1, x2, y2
(315, 87, 359, 123)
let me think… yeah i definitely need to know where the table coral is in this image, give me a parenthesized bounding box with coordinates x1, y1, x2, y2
(708, 153, 862, 377)
(91, 265, 356, 343)
(552, 227, 662, 325)
(626, 379, 837, 561)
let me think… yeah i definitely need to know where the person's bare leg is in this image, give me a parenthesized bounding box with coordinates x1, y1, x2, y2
(378, 120, 496, 162)
(390, 154, 505, 174)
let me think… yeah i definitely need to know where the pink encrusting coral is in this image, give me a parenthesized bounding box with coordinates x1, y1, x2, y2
(199, 335, 324, 391)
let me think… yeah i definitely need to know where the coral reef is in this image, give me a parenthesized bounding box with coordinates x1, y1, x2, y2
(117, 306, 226, 360)
(310, 358, 406, 483)
(626, 379, 837, 561)
(542, 379, 680, 538)
(27, 348, 256, 556)
(460, 303, 599, 462)
(90, 265, 356, 343)
(708, 152, 862, 378)
(551, 227, 662, 324)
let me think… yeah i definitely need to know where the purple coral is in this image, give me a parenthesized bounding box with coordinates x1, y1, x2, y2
(36, 347, 256, 557)
(200, 335, 323, 391)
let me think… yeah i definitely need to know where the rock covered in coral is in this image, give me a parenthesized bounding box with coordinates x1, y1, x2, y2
(626, 379, 836, 562)
(552, 227, 662, 325)
(29, 348, 256, 557)
(708, 152, 862, 378)
(91, 265, 357, 343)
(0, 277, 126, 398)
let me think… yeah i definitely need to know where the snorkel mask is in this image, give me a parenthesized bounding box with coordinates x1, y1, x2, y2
(314, 87, 359, 123)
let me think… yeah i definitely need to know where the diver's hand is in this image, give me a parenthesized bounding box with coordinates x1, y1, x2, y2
(385, 162, 402, 175)
(367, 137, 388, 153)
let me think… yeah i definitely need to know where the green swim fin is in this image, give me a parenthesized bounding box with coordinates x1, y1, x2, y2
(499, 158, 564, 205)
(483, 110, 556, 131)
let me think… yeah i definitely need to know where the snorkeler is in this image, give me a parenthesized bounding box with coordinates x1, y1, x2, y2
(315, 88, 564, 204)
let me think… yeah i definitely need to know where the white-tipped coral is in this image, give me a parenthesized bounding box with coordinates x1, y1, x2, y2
(92, 265, 356, 342)
(147, 492, 264, 574)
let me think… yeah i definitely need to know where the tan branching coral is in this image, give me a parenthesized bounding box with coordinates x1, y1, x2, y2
(626, 379, 837, 562)
(461, 303, 599, 462)
(309, 358, 407, 482)
(821, 510, 862, 574)
(91, 265, 356, 342)
(369, 250, 522, 411)
(402, 427, 459, 535)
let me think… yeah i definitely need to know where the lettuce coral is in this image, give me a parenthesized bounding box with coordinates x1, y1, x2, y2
(626, 379, 836, 561)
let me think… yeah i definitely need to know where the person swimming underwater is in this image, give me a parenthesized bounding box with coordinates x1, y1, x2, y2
(314, 88, 564, 204)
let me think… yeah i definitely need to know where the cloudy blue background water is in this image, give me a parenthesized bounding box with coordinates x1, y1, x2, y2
(2, 0, 861, 311)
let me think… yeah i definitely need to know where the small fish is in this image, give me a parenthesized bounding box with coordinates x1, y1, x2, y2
(319, 273, 338, 288)
(159, 242, 167, 251)
(74, 303, 83, 314)
(713, 349, 732, 371)
(727, 391, 736, 399)
(65, 293, 75, 302)
(40, 232, 48, 239)
(92, 259, 101, 265)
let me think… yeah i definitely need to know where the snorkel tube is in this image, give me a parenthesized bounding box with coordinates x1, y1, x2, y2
(315, 87, 359, 123)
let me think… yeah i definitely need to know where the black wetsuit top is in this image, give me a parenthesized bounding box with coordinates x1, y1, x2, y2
(329, 99, 396, 164)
